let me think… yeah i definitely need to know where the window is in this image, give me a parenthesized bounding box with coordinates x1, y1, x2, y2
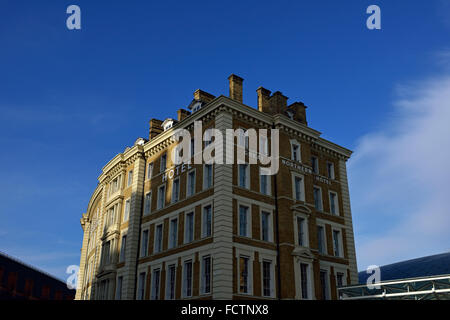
(119, 235, 126, 262)
(320, 270, 330, 300)
(204, 129, 213, 147)
(123, 199, 130, 222)
(185, 212, 194, 243)
(24, 279, 34, 297)
(201, 256, 211, 294)
(297, 217, 306, 247)
(260, 170, 270, 195)
(103, 241, 111, 265)
(261, 211, 271, 242)
(190, 138, 195, 158)
(160, 153, 167, 173)
(239, 256, 250, 294)
(137, 272, 146, 300)
(262, 261, 272, 297)
(141, 230, 149, 257)
(327, 162, 335, 179)
(204, 164, 213, 189)
(203, 205, 212, 238)
(291, 143, 300, 162)
(239, 205, 250, 237)
(238, 164, 249, 189)
(333, 230, 342, 257)
(157, 185, 165, 210)
(294, 176, 304, 201)
(329, 192, 339, 215)
(169, 218, 178, 249)
(317, 225, 326, 254)
(172, 178, 180, 203)
(336, 272, 345, 288)
(259, 135, 269, 156)
(187, 170, 196, 197)
(183, 260, 193, 297)
(300, 263, 309, 299)
(154, 225, 163, 253)
(147, 162, 153, 180)
(313, 186, 322, 211)
(151, 269, 160, 300)
(311, 156, 319, 174)
(166, 265, 176, 300)
(116, 276, 123, 300)
(144, 192, 151, 216)
(127, 170, 133, 187)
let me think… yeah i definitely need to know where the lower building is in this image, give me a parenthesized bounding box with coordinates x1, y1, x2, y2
(0, 251, 75, 300)
(76, 75, 358, 300)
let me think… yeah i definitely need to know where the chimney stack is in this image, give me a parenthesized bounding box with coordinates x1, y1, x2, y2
(193, 89, 215, 104)
(228, 74, 244, 103)
(177, 109, 191, 122)
(149, 118, 163, 140)
(257, 87, 271, 113)
(270, 91, 288, 114)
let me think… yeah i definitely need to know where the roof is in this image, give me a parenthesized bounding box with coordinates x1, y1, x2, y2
(358, 252, 450, 284)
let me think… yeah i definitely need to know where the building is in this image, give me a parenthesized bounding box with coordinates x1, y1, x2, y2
(75, 74, 358, 300)
(0, 251, 75, 300)
(340, 252, 450, 300)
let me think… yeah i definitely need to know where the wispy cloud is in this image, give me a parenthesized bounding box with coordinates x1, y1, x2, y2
(349, 66, 450, 270)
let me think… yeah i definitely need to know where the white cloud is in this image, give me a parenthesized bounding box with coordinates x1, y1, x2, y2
(349, 72, 450, 271)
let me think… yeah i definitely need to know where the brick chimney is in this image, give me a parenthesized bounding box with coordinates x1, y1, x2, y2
(193, 89, 215, 104)
(228, 74, 244, 103)
(287, 102, 308, 125)
(149, 118, 163, 140)
(257, 87, 271, 113)
(177, 109, 191, 122)
(269, 91, 288, 114)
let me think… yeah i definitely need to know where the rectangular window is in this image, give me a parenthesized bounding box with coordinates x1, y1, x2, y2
(141, 230, 149, 257)
(127, 170, 133, 187)
(116, 276, 123, 300)
(260, 172, 269, 195)
(238, 164, 248, 188)
(119, 235, 126, 262)
(151, 269, 160, 300)
(300, 263, 309, 299)
(201, 256, 211, 294)
(160, 153, 167, 173)
(204, 164, 213, 189)
(172, 178, 180, 203)
(261, 211, 271, 241)
(166, 265, 176, 300)
(137, 272, 146, 300)
(154, 225, 163, 253)
(124, 199, 130, 222)
(259, 135, 268, 156)
(185, 212, 194, 243)
(337, 272, 344, 288)
(327, 162, 335, 179)
(144, 192, 151, 216)
(187, 170, 196, 197)
(103, 241, 111, 265)
(317, 226, 325, 254)
(292, 143, 300, 161)
(294, 176, 303, 201)
(313, 187, 322, 211)
(330, 192, 338, 215)
(239, 256, 249, 294)
(183, 260, 193, 297)
(262, 261, 272, 297)
(320, 270, 329, 300)
(239, 205, 249, 237)
(169, 218, 178, 249)
(297, 217, 306, 247)
(311, 156, 319, 174)
(190, 138, 195, 158)
(203, 205, 212, 238)
(157, 185, 165, 210)
(333, 230, 341, 257)
(147, 162, 153, 180)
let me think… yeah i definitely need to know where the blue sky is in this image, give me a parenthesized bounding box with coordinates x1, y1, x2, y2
(1, 0, 449, 282)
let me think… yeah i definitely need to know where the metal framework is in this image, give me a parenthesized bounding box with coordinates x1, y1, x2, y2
(338, 274, 450, 300)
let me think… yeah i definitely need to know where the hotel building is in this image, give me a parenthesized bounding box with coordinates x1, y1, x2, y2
(75, 75, 358, 300)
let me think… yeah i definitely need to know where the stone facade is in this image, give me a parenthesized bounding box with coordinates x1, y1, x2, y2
(75, 75, 357, 300)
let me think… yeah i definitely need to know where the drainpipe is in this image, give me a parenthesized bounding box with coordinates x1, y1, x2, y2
(272, 123, 282, 300)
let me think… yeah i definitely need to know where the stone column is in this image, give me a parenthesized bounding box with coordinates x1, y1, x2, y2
(212, 110, 234, 299)
(122, 151, 146, 299)
(338, 159, 358, 284)
(75, 216, 90, 300)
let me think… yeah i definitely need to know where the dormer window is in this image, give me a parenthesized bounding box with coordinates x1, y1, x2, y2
(162, 118, 177, 131)
(188, 100, 203, 113)
(286, 110, 294, 120)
